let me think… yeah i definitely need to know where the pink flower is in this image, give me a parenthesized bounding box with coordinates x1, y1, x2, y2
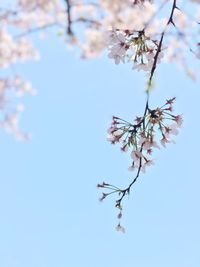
(174, 115, 183, 127)
(160, 136, 171, 147)
(140, 136, 160, 150)
(121, 144, 128, 152)
(106, 134, 116, 143)
(108, 31, 128, 64)
(141, 159, 155, 173)
(166, 123, 179, 135)
(131, 150, 143, 162)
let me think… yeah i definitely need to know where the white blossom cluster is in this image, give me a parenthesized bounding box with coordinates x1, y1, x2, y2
(0, 28, 39, 68)
(107, 97, 183, 174)
(0, 0, 199, 139)
(97, 98, 183, 226)
(107, 29, 163, 72)
(0, 76, 36, 140)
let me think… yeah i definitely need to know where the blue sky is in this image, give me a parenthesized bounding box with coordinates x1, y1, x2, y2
(0, 31, 200, 267)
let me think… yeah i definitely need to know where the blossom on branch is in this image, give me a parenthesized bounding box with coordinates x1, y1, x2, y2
(106, 98, 182, 174)
(107, 29, 164, 72)
(98, 97, 183, 229)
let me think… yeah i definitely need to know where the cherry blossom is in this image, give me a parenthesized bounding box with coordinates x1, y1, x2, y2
(98, 96, 183, 228)
(1, 0, 199, 230)
(0, 0, 198, 140)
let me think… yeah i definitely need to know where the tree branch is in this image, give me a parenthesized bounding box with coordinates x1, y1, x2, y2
(65, 0, 73, 35)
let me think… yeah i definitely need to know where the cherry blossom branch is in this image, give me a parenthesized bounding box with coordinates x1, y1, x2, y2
(114, 98, 150, 209)
(14, 23, 63, 39)
(148, 0, 178, 87)
(1, 0, 196, 230)
(167, 0, 177, 26)
(73, 18, 101, 28)
(143, 0, 170, 30)
(98, 97, 183, 231)
(99, 0, 182, 231)
(65, 0, 73, 35)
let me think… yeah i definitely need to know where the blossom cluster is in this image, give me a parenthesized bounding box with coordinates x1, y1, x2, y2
(0, 76, 36, 140)
(108, 29, 163, 71)
(0, 0, 200, 139)
(0, 28, 39, 68)
(97, 97, 182, 230)
(107, 97, 183, 174)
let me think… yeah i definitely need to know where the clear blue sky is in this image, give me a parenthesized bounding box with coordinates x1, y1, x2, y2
(0, 31, 200, 267)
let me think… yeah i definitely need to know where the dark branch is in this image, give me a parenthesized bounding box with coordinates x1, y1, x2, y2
(148, 0, 178, 87)
(65, 0, 73, 35)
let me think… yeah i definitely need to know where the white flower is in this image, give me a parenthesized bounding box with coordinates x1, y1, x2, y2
(108, 45, 126, 64)
(128, 165, 135, 171)
(107, 31, 127, 64)
(167, 123, 179, 135)
(174, 115, 183, 127)
(107, 134, 116, 142)
(139, 136, 160, 150)
(160, 136, 171, 147)
(141, 159, 155, 173)
(131, 150, 142, 162)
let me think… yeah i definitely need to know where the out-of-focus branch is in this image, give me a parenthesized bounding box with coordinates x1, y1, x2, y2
(64, 0, 73, 35)
(73, 17, 101, 28)
(14, 22, 63, 39)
